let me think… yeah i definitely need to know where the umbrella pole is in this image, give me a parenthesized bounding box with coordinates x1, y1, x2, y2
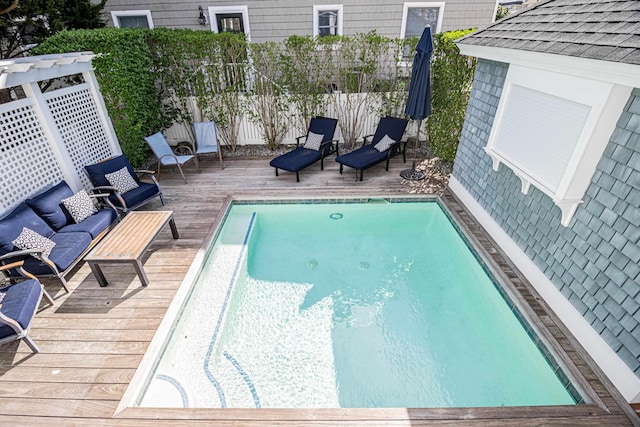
(400, 119, 426, 180)
(412, 118, 422, 169)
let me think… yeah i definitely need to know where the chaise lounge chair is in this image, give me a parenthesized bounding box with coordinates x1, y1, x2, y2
(145, 131, 199, 184)
(269, 116, 339, 182)
(85, 154, 165, 213)
(335, 116, 409, 181)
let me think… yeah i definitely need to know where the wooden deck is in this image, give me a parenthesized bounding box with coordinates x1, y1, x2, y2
(1, 156, 637, 426)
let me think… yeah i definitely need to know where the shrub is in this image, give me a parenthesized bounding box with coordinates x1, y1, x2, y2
(427, 28, 477, 163)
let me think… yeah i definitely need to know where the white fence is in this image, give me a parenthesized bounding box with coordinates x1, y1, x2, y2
(163, 93, 412, 146)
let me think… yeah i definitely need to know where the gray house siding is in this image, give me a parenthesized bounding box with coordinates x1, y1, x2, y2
(102, 0, 495, 42)
(452, 58, 640, 378)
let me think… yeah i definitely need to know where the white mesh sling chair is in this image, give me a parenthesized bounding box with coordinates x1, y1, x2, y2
(192, 121, 224, 169)
(144, 131, 199, 184)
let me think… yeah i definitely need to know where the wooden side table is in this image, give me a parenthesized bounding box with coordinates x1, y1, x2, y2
(85, 211, 179, 287)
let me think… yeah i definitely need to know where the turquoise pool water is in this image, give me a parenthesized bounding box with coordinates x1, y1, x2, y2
(138, 200, 578, 408)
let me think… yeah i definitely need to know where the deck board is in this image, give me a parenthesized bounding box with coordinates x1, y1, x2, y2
(1, 157, 637, 426)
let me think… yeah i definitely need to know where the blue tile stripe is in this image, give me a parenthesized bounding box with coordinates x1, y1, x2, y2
(224, 351, 261, 408)
(203, 212, 257, 408)
(156, 374, 189, 408)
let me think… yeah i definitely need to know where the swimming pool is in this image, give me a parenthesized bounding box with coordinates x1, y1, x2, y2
(132, 198, 583, 409)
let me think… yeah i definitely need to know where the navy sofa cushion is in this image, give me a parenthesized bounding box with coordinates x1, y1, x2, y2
(22, 231, 92, 276)
(110, 181, 159, 209)
(0, 279, 41, 339)
(84, 154, 138, 188)
(57, 208, 117, 238)
(0, 203, 55, 257)
(336, 145, 389, 170)
(25, 181, 74, 230)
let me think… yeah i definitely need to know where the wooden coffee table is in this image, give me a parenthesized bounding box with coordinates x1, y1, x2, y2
(85, 211, 179, 287)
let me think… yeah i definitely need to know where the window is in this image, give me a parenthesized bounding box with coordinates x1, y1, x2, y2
(400, 2, 445, 38)
(209, 6, 251, 40)
(313, 5, 343, 37)
(111, 10, 154, 29)
(484, 65, 631, 226)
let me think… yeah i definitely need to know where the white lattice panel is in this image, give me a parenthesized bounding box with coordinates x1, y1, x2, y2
(0, 99, 65, 213)
(45, 84, 114, 189)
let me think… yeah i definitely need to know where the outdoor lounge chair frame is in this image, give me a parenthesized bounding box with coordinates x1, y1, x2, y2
(85, 154, 166, 214)
(0, 261, 54, 353)
(270, 116, 339, 182)
(336, 116, 409, 181)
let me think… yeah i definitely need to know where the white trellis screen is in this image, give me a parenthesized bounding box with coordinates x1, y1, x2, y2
(0, 52, 120, 213)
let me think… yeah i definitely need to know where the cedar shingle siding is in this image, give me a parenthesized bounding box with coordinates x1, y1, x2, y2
(454, 0, 640, 383)
(453, 60, 640, 377)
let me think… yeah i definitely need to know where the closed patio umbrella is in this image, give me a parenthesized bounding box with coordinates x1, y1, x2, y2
(401, 26, 434, 181)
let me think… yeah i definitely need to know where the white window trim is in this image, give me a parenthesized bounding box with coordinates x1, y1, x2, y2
(400, 2, 445, 38)
(208, 6, 251, 41)
(111, 10, 154, 29)
(313, 5, 344, 37)
(484, 65, 632, 226)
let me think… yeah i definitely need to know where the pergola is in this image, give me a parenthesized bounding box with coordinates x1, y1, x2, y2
(0, 52, 120, 212)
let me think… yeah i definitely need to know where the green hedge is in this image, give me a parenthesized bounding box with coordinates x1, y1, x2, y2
(428, 28, 477, 162)
(35, 27, 477, 165)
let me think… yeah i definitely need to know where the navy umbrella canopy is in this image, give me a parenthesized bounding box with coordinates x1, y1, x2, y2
(401, 26, 434, 180)
(404, 26, 434, 120)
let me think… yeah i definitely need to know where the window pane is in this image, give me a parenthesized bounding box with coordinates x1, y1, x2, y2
(318, 10, 338, 36)
(217, 13, 244, 33)
(117, 15, 150, 28)
(406, 7, 439, 37)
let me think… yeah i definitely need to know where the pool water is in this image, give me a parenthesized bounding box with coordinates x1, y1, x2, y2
(138, 200, 578, 408)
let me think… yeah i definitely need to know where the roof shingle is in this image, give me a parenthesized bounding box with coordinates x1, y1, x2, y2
(458, 0, 640, 65)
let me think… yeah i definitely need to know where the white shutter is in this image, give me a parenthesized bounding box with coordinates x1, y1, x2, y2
(492, 85, 590, 193)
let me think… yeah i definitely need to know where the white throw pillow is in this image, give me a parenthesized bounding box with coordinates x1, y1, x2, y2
(303, 131, 324, 151)
(373, 134, 396, 152)
(12, 227, 56, 260)
(62, 190, 98, 224)
(105, 166, 139, 193)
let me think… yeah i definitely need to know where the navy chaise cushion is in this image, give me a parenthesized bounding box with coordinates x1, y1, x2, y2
(269, 147, 323, 172)
(335, 145, 389, 170)
(0, 279, 41, 339)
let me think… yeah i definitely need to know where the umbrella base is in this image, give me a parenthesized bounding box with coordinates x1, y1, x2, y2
(400, 168, 426, 180)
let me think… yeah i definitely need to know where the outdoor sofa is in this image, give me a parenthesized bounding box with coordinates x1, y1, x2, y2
(0, 180, 119, 293)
